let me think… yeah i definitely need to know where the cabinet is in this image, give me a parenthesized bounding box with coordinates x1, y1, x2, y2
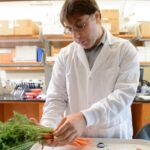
(0, 100, 146, 136)
(0, 100, 44, 122)
(132, 102, 150, 137)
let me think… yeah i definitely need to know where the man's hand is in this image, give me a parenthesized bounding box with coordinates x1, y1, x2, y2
(45, 112, 87, 147)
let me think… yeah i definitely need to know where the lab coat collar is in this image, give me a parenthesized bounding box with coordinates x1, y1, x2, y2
(105, 29, 116, 46)
(77, 44, 90, 72)
(91, 39, 111, 73)
(76, 29, 115, 73)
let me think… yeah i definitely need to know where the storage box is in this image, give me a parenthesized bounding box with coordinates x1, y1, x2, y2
(15, 46, 37, 62)
(139, 21, 150, 37)
(0, 48, 13, 63)
(51, 47, 60, 56)
(37, 47, 43, 62)
(0, 20, 14, 35)
(101, 9, 119, 35)
(14, 20, 39, 35)
(101, 9, 119, 19)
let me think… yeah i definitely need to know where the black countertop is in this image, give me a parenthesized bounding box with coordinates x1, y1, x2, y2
(0, 95, 45, 102)
(134, 94, 150, 103)
(0, 95, 150, 103)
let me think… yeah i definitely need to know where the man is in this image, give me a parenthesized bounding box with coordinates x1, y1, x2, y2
(41, 0, 139, 146)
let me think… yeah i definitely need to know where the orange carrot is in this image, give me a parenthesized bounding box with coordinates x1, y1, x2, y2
(74, 139, 88, 145)
(73, 141, 83, 148)
(42, 132, 54, 140)
(42, 135, 54, 139)
(72, 137, 91, 148)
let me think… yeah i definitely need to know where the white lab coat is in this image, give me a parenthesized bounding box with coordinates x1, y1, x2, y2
(41, 31, 140, 139)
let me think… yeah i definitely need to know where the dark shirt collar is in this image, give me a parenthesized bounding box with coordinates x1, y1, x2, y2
(84, 27, 106, 52)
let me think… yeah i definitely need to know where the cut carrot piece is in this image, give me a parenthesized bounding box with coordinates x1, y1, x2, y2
(71, 137, 91, 148)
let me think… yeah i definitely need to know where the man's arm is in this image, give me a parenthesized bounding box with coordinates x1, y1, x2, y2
(40, 49, 68, 128)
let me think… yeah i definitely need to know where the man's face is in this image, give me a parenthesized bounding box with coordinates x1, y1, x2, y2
(64, 12, 101, 49)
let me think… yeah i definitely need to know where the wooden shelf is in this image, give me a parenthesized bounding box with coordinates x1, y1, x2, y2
(0, 62, 43, 66)
(44, 33, 137, 41)
(140, 62, 150, 67)
(0, 62, 44, 70)
(0, 62, 55, 71)
(117, 34, 136, 39)
(44, 34, 73, 42)
(0, 34, 146, 45)
(0, 35, 43, 48)
(0, 67, 44, 71)
(139, 36, 150, 41)
(0, 33, 149, 71)
(2, 34, 136, 40)
(0, 35, 40, 38)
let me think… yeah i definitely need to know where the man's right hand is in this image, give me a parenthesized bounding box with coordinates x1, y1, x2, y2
(43, 112, 87, 147)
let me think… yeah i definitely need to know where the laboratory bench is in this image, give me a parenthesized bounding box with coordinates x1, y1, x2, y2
(31, 138, 150, 150)
(132, 99, 150, 137)
(0, 95, 150, 137)
(0, 95, 45, 122)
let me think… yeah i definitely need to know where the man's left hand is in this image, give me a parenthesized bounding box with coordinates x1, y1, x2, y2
(51, 112, 87, 146)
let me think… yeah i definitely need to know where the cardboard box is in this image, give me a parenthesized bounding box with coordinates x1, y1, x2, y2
(101, 18, 111, 31)
(51, 47, 60, 56)
(101, 9, 119, 19)
(102, 18, 119, 35)
(101, 9, 119, 35)
(14, 20, 39, 35)
(0, 20, 14, 35)
(110, 19, 119, 35)
(15, 46, 37, 62)
(139, 21, 150, 37)
(0, 48, 13, 63)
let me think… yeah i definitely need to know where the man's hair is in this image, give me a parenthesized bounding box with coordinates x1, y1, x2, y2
(60, 0, 100, 26)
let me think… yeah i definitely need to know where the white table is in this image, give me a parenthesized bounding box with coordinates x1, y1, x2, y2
(31, 138, 150, 150)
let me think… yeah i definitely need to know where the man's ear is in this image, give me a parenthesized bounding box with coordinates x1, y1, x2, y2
(95, 11, 101, 23)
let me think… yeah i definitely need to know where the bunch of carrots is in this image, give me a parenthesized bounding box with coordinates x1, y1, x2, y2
(0, 112, 53, 150)
(0, 112, 90, 150)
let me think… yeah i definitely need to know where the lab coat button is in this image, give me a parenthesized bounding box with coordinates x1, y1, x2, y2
(89, 77, 92, 80)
